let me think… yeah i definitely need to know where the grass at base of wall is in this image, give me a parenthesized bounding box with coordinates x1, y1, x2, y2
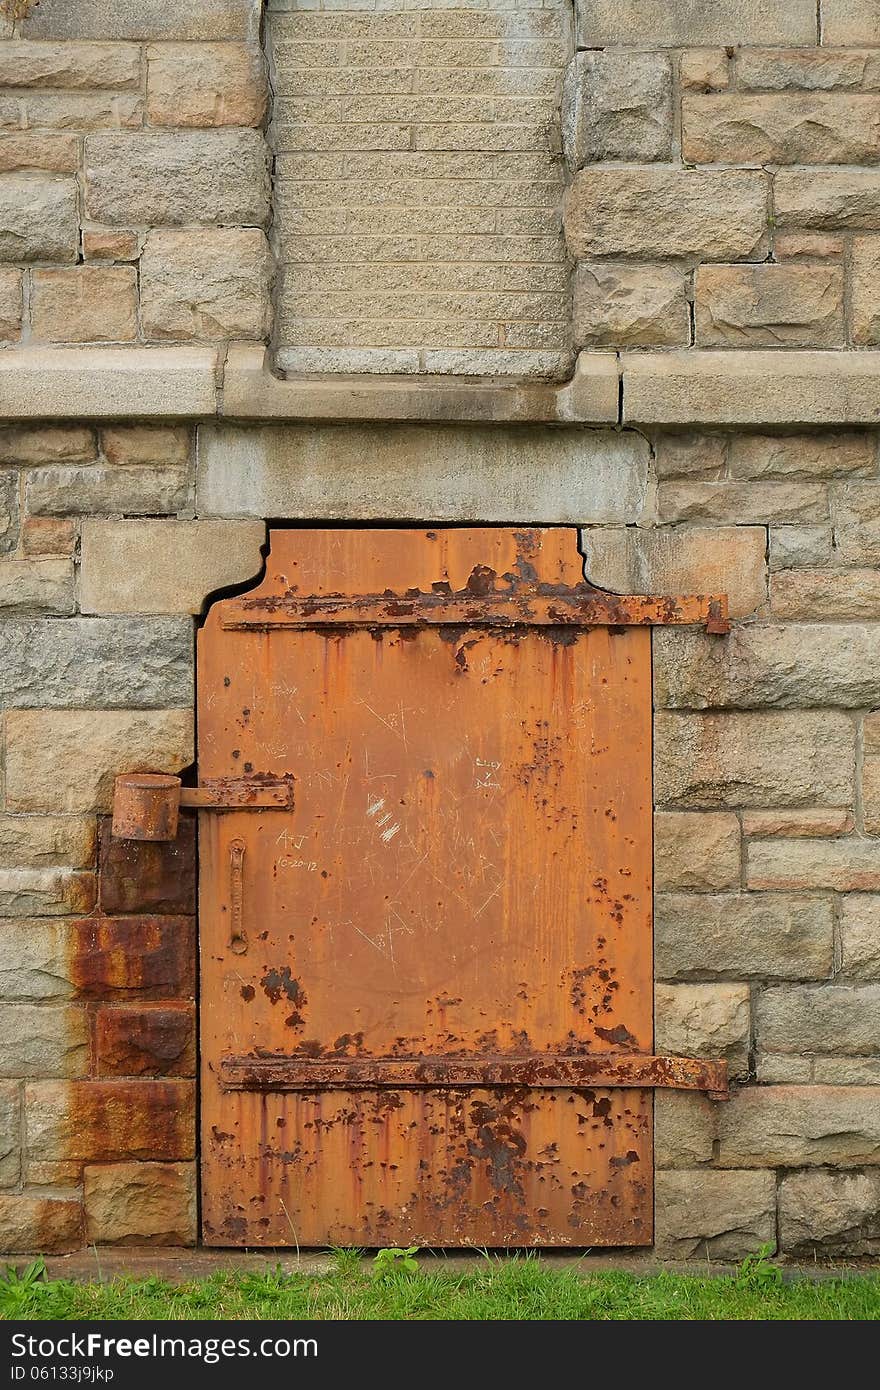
(2, 1249, 880, 1320)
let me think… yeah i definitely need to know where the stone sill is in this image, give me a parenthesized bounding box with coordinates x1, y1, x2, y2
(2, 344, 880, 427)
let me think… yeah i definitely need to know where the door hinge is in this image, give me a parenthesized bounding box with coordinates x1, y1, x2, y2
(111, 772, 294, 842)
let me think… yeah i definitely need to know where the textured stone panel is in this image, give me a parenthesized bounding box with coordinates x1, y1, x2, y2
(83, 1162, 197, 1245)
(654, 813, 741, 893)
(80, 521, 265, 615)
(655, 983, 751, 1076)
(654, 1170, 777, 1260)
(655, 893, 833, 980)
(573, 263, 689, 348)
(0, 176, 77, 262)
(717, 1087, 880, 1167)
(757, 985, 880, 1055)
(0, 618, 193, 709)
(576, 0, 817, 46)
(695, 263, 844, 348)
(20, 0, 260, 41)
(140, 229, 272, 342)
(779, 1170, 880, 1257)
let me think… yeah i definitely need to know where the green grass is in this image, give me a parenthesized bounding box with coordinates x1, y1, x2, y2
(2, 1249, 879, 1320)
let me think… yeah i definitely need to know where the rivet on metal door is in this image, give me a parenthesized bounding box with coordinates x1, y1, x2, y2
(195, 527, 730, 1248)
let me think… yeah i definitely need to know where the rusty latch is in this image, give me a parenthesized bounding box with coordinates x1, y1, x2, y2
(111, 772, 295, 842)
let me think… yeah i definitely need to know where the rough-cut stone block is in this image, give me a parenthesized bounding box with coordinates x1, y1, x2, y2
(564, 166, 767, 261)
(27, 465, 188, 517)
(84, 1161, 196, 1245)
(70, 917, 195, 1000)
(98, 818, 196, 915)
(31, 268, 138, 345)
(623, 350, 880, 426)
(654, 1170, 777, 1260)
(5, 709, 193, 813)
(25, 1080, 196, 1161)
(780, 1169, 880, 1257)
(758, 985, 880, 1055)
(654, 710, 853, 807)
(654, 625, 880, 710)
(655, 893, 833, 980)
(657, 480, 827, 524)
(0, 176, 77, 262)
(823, 0, 880, 45)
(653, 433, 727, 480)
(583, 526, 766, 619)
(853, 237, 880, 346)
(0, 266, 21, 340)
(564, 50, 672, 166)
(576, 0, 817, 46)
(573, 263, 688, 349)
(0, 41, 140, 89)
(95, 1005, 195, 1078)
(0, 427, 95, 464)
(814, 1058, 880, 1084)
(81, 520, 264, 616)
(771, 570, 880, 620)
(833, 483, 880, 565)
(0, 558, 73, 616)
(197, 423, 649, 525)
(741, 809, 853, 838)
(84, 131, 270, 227)
(0, 133, 79, 174)
(0, 816, 95, 870)
(775, 170, 880, 229)
(0, 867, 94, 917)
(81, 229, 139, 262)
(0, 472, 16, 555)
(654, 1091, 717, 1169)
(656, 982, 751, 1076)
(684, 94, 880, 164)
(0, 618, 193, 710)
(147, 43, 266, 128)
(717, 1087, 880, 1167)
(748, 838, 880, 891)
(729, 432, 875, 479)
(21, 0, 259, 41)
(840, 896, 880, 980)
(140, 229, 272, 342)
(0, 1195, 81, 1253)
(758, 1054, 813, 1083)
(736, 49, 873, 91)
(769, 525, 834, 571)
(0, 920, 72, 1001)
(0, 1003, 87, 1079)
(21, 518, 77, 558)
(680, 50, 729, 91)
(100, 426, 190, 466)
(775, 231, 846, 259)
(654, 812, 741, 893)
(0, 347, 219, 420)
(0, 1082, 19, 1187)
(695, 263, 844, 348)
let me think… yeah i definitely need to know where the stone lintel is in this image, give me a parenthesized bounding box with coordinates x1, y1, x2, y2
(0, 347, 220, 420)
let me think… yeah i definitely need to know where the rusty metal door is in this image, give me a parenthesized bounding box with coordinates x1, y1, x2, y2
(198, 527, 728, 1248)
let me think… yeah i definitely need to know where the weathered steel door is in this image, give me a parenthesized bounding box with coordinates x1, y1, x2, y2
(199, 527, 728, 1247)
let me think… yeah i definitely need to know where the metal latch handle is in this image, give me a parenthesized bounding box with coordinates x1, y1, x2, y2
(228, 838, 247, 955)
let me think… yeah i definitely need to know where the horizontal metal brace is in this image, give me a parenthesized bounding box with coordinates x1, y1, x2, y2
(112, 773, 294, 842)
(220, 1052, 729, 1100)
(180, 777, 294, 810)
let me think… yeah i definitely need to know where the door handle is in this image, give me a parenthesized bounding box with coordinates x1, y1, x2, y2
(229, 838, 247, 955)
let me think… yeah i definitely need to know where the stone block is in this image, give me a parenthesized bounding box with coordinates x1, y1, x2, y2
(833, 483, 880, 565)
(0, 868, 94, 917)
(728, 432, 875, 479)
(576, 0, 817, 46)
(774, 231, 845, 259)
(573, 263, 689, 349)
(0, 41, 140, 89)
(654, 1170, 777, 1260)
(657, 481, 827, 524)
(655, 982, 751, 1076)
(0, 1195, 81, 1253)
(583, 525, 766, 619)
(655, 892, 833, 980)
(654, 710, 854, 807)
(69, 917, 196, 1000)
(27, 465, 188, 517)
(0, 472, 16, 555)
(775, 169, 880, 229)
(31, 268, 138, 345)
(813, 1058, 880, 1083)
(757, 985, 880, 1055)
(822, 1, 880, 45)
(736, 49, 872, 90)
(680, 50, 730, 92)
(100, 426, 190, 466)
(95, 1005, 196, 1077)
(0, 266, 21, 340)
(98, 818, 196, 915)
(25, 1080, 196, 1161)
(854, 237, 880, 346)
(0, 1082, 19, 1187)
(653, 433, 727, 480)
(21, 0, 260, 41)
(4, 709, 194, 813)
(695, 263, 844, 348)
(82, 229, 139, 262)
(654, 1091, 717, 1169)
(197, 423, 649, 525)
(654, 624, 880, 709)
(769, 526, 834, 570)
(840, 896, 880, 980)
(0, 346, 219, 420)
(147, 43, 266, 127)
(84, 1161, 197, 1245)
(80, 519, 264, 615)
(747, 838, 880, 891)
(0, 920, 72, 1001)
(684, 94, 880, 164)
(0, 176, 77, 262)
(140, 229, 272, 342)
(0, 133, 79, 174)
(0, 1003, 87, 1079)
(741, 809, 852, 838)
(0, 427, 96, 464)
(717, 1086, 880, 1167)
(771, 569, 880, 620)
(654, 812, 741, 893)
(0, 816, 96, 870)
(0, 558, 73, 616)
(564, 166, 767, 261)
(757, 1054, 813, 1083)
(564, 50, 672, 166)
(84, 131, 270, 227)
(779, 1169, 880, 1257)
(0, 618, 193, 709)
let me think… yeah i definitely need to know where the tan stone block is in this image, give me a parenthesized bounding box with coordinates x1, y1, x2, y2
(658, 481, 827, 524)
(736, 49, 872, 91)
(771, 569, 880, 620)
(769, 525, 834, 570)
(0, 41, 140, 88)
(729, 432, 874, 479)
(26, 1161, 82, 1186)
(654, 812, 741, 892)
(0, 867, 95, 917)
(0, 133, 79, 174)
(21, 0, 259, 42)
(653, 433, 727, 480)
(100, 425, 190, 467)
(654, 1170, 777, 1260)
(864, 757, 880, 836)
(814, 1058, 880, 1083)
(0, 427, 95, 464)
(84, 1161, 196, 1245)
(655, 710, 854, 808)
(564, 50, 672, 165)
(0, 558, 74, 616)
(0, 1081, 19, 1188)
(823, 0, 880, 45)
(717, 1086, 880, 1167)
(27, 465, 188, 517)
(0, 919, 73, 1001)
(146, 42, 266, 128)
(583, 525, 766, 619)
(0, 1195, 81, 1253)
(742, 809, 853, 838)
(852, 237, 880, 346)
(833, 483, 880, 565)
(684, 93, 880, 164)
(695, 263, 844, 348)
(5, 709, 194, 813)
(865, 712, 880, 752)
(573, 263, 688, 349)
(80, 520, 265, 616)
(775, 169, 880, 229)
(140, 228, 272, 341)
(641, 892, 832, 981)
(563, 166, 767, 261)
(25, 1079, 195, 1161)
(680, 50, 729, 92)
(0, 816, 96, 869)
(20, 518, 77, 557)
(15, 92, 144, 131)
(656, 982, 751, 1076)
(780, 1169, 880, 1256)
(0, 1003, 88, 1078)
(748, 838, 880, 891)
(0, 175, 78, 263)
(82, 229, 139, 262)
(0, 265, 20, 340)
(757, 1054, 813, 1083)
(758, 984, 880, 1055)
(577, 0, 816, 46)
(654, 1091, 717, 1169)
(774, 231, 845, 259)
(840, 897, 880, 979)
(31, 268, 137, 345)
